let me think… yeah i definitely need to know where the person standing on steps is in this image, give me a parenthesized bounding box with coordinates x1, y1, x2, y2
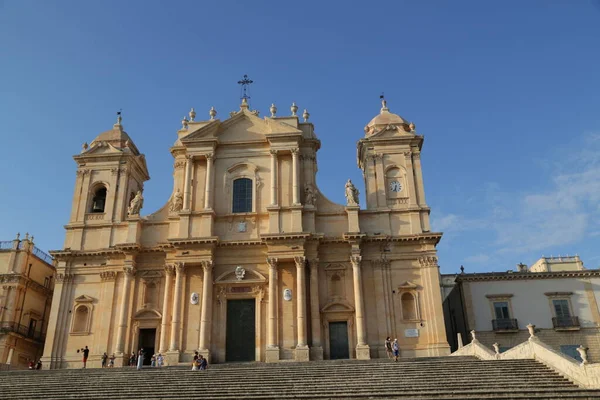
(109, 354, 115, 368)
(384, 337, 393, 359)
(192, 351, 199, 371)
(80, 346, 90, 369)
(136, 348, 145, 370)
(157, 353, 164, 368)
(392, 339, 400, 362)
(101, 352, 108, 368)
(199, 355, 208, 371)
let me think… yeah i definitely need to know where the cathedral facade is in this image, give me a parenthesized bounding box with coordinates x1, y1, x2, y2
(41, 97, 449, 368)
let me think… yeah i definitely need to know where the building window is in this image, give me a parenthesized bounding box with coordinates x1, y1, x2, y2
(232, 178, 253, 213)
(493, 301, 510, 319)
(553, 299, 571, 319)
(401, 292, 417, 320)
(91, 187, 107, 213)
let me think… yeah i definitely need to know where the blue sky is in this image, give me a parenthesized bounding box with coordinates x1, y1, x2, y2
(1, 1, 599, 273)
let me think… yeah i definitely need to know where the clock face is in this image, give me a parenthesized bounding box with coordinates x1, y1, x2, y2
(389, 181, 402, 192)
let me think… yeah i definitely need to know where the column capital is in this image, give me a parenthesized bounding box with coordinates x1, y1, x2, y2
(174, 262, 186, 274)
(403, 150, 412, 159)
(100, 271, 117, 282)
(269, 149, 278, 156)
(123, 266, 136, 277)
(185, 154, 194, 161)
(290, 147, 299, 155)
(350, 255, 362, 268)
(266, 257, 279, 269)
(200, 260, 214, 272)
(55, 273, 74, 283)
(164, 264, 175, 275)
(205, 152, 215, 161)
(418, 256, 438, 268)
(294, 256, 306, 268)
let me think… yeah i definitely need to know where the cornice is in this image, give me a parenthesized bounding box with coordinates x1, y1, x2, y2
(50, 248, 123, 259)
(457, 269, 600, 282)
(260, 233, 310, 242)
(167, 237, 219, 246)
(218, 240, 264, 247)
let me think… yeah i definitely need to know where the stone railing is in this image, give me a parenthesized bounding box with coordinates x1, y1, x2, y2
(0, 241, 13, 250)
(452, 325, 600, 388)
(32, 246, 53, 265)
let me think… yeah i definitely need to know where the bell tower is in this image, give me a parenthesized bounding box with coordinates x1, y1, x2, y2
(357, 99, 431, 234)
(65, 114, 150, 250)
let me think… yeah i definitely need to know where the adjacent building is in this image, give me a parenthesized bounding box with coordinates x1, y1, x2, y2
(443, 256, 600, 362)
(41, 96, 450, 369)
(0, 233, 55, 368)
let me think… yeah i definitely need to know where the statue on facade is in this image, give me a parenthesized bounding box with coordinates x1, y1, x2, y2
(345, 179, 359, 206)
(169, 188, 183, 212)
(128, 190, 144, 216)
(304, 183, 318, 206)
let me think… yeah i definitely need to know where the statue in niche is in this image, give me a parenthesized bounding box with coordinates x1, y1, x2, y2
(304, 183, 318, 206)
(345, 179, 359, 206)
(128, 190, 144, 216)
(169, 188, 183, 212)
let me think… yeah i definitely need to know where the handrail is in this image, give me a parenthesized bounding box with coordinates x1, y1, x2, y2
(0, 322, 46, 343)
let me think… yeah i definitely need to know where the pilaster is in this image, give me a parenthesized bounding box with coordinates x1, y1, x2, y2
(350, 253, 370, 359)
(266, 257, 280, 362)
(198, 260, 214, 362)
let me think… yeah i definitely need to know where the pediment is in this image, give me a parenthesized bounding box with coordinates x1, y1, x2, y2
(133, 309, 162, 320)
(398, 280, 420, 290)
(321, 300, 355, 313)
(181, 110, 302, 144)
(83, 141, 124, 155)
(74, 295, 95, 304)
(369, 125, 415, 139)
(215, 267, 267, 283)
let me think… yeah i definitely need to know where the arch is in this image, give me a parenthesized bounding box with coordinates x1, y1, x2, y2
(401, 292, 417, 321)
(232, 178, 253, 213)
(90, 185, 108, 213)
(224, 162, 262, 213)
(71, 305, 91, 334)
(385, 165, 407, 200)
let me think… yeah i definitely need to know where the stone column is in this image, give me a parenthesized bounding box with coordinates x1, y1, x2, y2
(159, 265, 175, 353)
(350, 255, 370, 359)
(6, 347, 14, 365)
(294, 256, 309, 361)
(204, 153, 214, 210)
(0, 286, 17, 323)
(115, 266, 135, 355)
(266, 257, 280, 362)
(199, 260, 214, 360)
(169, 262, 185, 352)
(183, 155, 193, 211)
(270, 150, 278, 205)
(291, 148, 300, 205)
(309, 259, 323, 359)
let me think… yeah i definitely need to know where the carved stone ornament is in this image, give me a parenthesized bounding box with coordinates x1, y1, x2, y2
(55, 273, 74, 283)
(127, 190, 144, 216)
(169, 188, 183, 213)
(304, 183, 318, 206)
(294, 256, 306, 268)
(100, 271, 117, 282)
(174, 160, 186, 170)
(200, 260, 213, 272)
(345, 179, 359, 206)
(164, 264, 175, 275)
(283, 288, 292, 301)
(235, 266, 246, 281)
(237, 222, 247, 233)
(190, 292, 199, 305)
(350, 255, 362, 268)
(266, 257, 278, 269)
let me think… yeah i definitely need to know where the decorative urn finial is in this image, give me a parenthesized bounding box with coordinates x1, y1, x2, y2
(302, 109, 310, 122)
(189, 108, 196, 122)
(291, 102, 298, 116)
(409, 122, 415, 131)
(270, 103, 277, 117)
(209, 106, 217, 120)
(24, 232, 29, 241)
(241, 97, 249, 109)
(15, 232, 20, 240)
(181, 116, 189, 129)
(82, 142, 89, 152)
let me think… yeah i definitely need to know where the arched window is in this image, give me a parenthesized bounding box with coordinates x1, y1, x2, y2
(401, 292, 417, 320)
(232, 178, 253, 213)
(72, 306, 89, 333)
(91, 187, 107, 213)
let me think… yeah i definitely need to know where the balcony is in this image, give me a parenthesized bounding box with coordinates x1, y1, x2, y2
(0, 322, 46, 343)
(492, 318, 519, 332)
(552, 316, 580, 331)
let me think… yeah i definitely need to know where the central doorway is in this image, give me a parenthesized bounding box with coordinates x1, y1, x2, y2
(329, 321, 349, 359)
(226, 299, 256, 362)
(138, 328, 156, 365)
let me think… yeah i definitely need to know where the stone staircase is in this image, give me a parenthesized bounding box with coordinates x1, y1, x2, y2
(1, 356, 599, 399)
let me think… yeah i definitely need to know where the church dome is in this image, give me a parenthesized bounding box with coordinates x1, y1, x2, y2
(364, 100, 411, 136)
(88, 115, 140, 155)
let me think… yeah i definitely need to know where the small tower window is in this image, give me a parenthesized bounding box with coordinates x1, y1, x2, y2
(91, 187, 107, 213)
(232, 178, 253, 213)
